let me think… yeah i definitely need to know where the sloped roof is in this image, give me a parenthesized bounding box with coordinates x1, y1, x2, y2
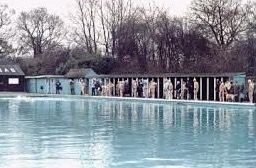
(96, 72, 246, 78)
(65, 68, 98, 78)
(0, 64, 25, 76)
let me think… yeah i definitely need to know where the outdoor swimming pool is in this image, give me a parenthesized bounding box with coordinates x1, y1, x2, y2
(0, 97, 255, 168)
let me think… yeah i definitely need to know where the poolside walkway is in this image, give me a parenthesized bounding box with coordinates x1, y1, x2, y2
(0, 92, 256, 108)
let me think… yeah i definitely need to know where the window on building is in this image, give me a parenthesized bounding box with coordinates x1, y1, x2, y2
(0, 77, 3, 85)
(8, 78, 19, 85)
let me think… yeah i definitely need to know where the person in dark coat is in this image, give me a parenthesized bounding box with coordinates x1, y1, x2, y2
(176, 81, 181, 99)
(216, 79, 221, 101)
(137, 80, 144, 97)
(55, 80, 62, 94)
(95, 80, 101, 96)
(70, 79, 75, 95)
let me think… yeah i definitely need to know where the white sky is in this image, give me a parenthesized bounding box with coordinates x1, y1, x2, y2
(1, 0, 192, 20)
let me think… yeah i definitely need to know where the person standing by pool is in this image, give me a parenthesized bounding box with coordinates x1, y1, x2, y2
(181, 80, 187, 100)
(149, 79, 157, 98)
(70, 79, 75, 95)
(186, 79, 193, 100)
(107, 81, 114, 96)
(124, 80, 129, 96)
(225, 81, 231, 93)
(166, 79, 173, 100)
(95, 80, 102, 96)
(137, 80, 143, 97)
(119, 81, 125, 97)
(101, 85, 108, 96)
(193, 78, 199, 100)
(163, 79, 169, 99)
(215, 79, 221, 101)
(79, 78, 86, 95)
(233, 81, 239, 102)
(219, 81, 225, 102)
(55, 80, 62, 94)
(91, 79, 96, 96)
(131, 79, 138, 97)
(143, 79, 148, 98)
(116, 81, 120, 96)
(248, 79, 254, 103)
(176, 81, 181, 99)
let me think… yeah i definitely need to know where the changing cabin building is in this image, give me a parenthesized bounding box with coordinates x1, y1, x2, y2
(0, 65, 25, 92)
(25, 68, 98, 95)
(25, 68, 246, 101)
(96, 72, 246, 101)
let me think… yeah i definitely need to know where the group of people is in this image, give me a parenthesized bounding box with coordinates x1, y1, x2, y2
(216, 79, 255, 103)
(54, 77, 255, 103)
(91, 78, 200, 100)
(163, 78, 199, 100)
(55, 78, 87, 95)
(93, 77, 255, 103)
(130, 79, 157, 98)
(91, 79, 158, 98)
(69, 78, 87, 95)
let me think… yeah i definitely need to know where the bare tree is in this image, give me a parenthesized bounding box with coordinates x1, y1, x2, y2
(17, 8, 64, 57)
(71, 0, 134, 56)
(191, 0, 251, 49)
(71, 0, 99, 54)
(105, 0, 133, 57)
(99, 0, 110, 55)
(0, 4, 14, 56)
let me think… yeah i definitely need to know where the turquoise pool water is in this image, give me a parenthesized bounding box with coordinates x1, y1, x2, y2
(0, 97, 255, 168)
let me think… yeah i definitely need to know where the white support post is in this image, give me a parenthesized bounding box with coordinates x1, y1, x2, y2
(207, 77, 209, 101)
(181, 78, 184, 99)
(130, 78, 132, 96)
(104, 78, 107, 85)
(147, 78, 149, 98)
(136, 78, 139, 97)
(117, 78, 120, 96)
(113, 78, 116, 96)
(187, 77, 190, 100)
(157, 78, 160, 98)
(174, 78, 177, 98)
(214, 78, 216, 101)
(200, 77, 203, 100)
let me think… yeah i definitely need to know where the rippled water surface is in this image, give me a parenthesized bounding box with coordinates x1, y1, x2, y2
(0, 97, 256, 168)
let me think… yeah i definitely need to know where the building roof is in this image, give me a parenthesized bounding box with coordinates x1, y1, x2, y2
(25, 69, 246, 79)
(65, 68, 98, 78)
(0, 64, 25, 76)
(25, 75, 65, 79)
(96, 72, 246, 78)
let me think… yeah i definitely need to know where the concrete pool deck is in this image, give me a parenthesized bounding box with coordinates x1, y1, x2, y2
(0, 92, 256, 108)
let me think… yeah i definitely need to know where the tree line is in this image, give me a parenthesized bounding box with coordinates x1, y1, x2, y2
(0, 0, 256, 75)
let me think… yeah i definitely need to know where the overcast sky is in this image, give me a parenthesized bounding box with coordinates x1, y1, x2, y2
(1, 0, 192, 19)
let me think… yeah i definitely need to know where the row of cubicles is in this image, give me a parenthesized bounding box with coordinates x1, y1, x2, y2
(25, 72, 246, 101)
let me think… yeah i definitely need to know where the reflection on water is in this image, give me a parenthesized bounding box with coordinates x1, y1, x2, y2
(0, 98, 256, 168)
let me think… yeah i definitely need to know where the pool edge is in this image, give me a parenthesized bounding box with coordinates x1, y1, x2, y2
(0, 92, 256, 108)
